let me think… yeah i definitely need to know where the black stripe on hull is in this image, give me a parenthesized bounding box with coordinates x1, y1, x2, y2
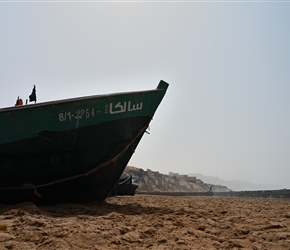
(0, 116, 149, 203)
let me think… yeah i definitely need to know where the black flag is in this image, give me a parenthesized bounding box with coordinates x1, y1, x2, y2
(29, 85, 37, 103)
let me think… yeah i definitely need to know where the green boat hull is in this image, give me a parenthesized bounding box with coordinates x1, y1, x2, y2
(0, 80, 168, 203)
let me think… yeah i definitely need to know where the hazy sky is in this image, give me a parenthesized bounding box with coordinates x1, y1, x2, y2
(1, 1, 289, 188)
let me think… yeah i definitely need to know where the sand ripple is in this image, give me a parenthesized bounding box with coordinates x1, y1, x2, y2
(1, 195, 290, 249)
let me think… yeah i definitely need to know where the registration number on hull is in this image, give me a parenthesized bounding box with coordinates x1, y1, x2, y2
(58, 101, 143, 122)
(58, 108, 96, 122)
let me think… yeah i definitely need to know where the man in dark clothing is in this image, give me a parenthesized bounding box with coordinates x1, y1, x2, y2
(29, 85, 37, 103)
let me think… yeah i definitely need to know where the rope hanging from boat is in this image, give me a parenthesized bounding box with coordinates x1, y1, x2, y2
(0, 119, 152, 195)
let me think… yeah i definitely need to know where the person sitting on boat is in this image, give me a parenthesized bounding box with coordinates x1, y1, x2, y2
(29, 85, 37, 103)
(15, 96, 23, 106)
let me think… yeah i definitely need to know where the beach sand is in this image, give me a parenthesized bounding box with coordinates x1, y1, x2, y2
(1, 195, 290, 249)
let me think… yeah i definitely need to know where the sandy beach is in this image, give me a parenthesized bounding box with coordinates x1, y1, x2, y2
(1, 195, 290, 250)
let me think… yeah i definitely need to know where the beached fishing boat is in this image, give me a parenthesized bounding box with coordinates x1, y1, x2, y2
(0, 80, 168, 203)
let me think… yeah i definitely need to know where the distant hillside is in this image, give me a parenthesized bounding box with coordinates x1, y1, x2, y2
(191, 174, 285, 191)
(125, 166, 231, 193)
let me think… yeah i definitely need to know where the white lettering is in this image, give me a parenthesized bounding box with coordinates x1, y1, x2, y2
(109, 102, 127, 114)
(128, 101, 143, 112)
(58, 107, 98, 122)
